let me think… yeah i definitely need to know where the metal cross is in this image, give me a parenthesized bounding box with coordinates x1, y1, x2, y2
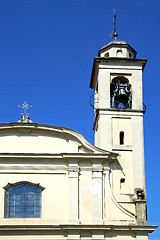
(113, 9, 118, 39)
(18, 101, 32, 115)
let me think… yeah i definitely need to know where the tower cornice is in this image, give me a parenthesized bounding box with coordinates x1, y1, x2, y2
(93, 108, 145, 131)
(90, 57, 147, 89)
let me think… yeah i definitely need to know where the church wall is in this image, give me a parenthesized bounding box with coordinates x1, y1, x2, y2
(111, 151, 134, 195)
(0, 130, 83, 154)
(120, 203, 135, 215)
(103, 168, 135, 224)
(0, 155, 137, 225)
(0, 172, 69, 221)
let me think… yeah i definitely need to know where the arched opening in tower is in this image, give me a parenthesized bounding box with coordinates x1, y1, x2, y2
(110, 76, 132, 109)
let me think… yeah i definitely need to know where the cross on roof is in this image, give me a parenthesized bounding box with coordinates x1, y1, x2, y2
(18, 101, 32, 116)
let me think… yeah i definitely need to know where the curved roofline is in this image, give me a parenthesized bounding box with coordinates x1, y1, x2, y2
(0, 122, 117, 157)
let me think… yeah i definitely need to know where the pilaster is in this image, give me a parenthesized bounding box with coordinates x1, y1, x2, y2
(92, 160, 103, 224)
(68, 160, 79, 224)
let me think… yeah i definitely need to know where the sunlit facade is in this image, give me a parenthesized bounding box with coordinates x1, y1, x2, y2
(0, 38, 157, 239)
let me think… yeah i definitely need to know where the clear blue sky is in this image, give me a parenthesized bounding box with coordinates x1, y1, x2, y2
(0, 0, 159, 239)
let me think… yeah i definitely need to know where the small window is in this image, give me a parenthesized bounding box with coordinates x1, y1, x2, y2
(104, 52, 109, 57)
(5, 183, 43, 218)
(117, 49, 123, 57)
(120, 131, 124, 145)
(120, 178, 125, 190)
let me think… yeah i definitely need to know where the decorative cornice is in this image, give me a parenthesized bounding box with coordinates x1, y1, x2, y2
(0, 152, 117, 160)
(90, 57, 147, 89)
(0, 224, 156, 233)
(93, 108, 144, 131)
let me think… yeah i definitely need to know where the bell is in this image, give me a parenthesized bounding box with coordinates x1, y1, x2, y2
(116, 87, 128, 102)
(119, 88, 127, 96)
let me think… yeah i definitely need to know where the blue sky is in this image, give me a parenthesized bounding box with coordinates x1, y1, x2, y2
(0, 0, 159, 239)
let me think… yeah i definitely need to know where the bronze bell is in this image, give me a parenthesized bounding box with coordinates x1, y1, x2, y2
(119, 88, 127, 96)
(116, 88, 128, 102)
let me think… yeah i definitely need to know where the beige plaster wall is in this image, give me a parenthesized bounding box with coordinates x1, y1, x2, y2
(111, 151, 134, 195)
(0, 133, 81, 153)
(112, 118, 132, 146)
(0, 156, 136, 225)
(0, 173, 69, 221)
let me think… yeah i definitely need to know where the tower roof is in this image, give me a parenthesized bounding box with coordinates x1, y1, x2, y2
(98, 39, 137, 57)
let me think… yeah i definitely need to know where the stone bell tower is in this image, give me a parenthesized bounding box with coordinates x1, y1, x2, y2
(90, 34, 148, 223)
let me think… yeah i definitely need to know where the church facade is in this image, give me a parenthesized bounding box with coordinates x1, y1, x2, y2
(0, 38, 157, 239)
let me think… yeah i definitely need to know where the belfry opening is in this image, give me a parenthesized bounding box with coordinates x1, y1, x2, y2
(110, 76, 132, 109)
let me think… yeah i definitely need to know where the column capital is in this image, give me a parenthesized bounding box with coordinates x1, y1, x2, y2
(92, 167, 103, 173)
(92, 170, 103, 179)
(103, 167, 110, 172)
(68, 160, 80, 176)
(68, 168, 80, 178)
(68, 167, 80, 172)
(91, 159, 103, 174)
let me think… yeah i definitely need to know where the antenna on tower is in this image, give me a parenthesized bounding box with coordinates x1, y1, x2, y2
(110, 9, 118, 40)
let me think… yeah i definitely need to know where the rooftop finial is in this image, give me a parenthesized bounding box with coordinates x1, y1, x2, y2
(113, 9, 118, 40)
(18, 101, 33, 123)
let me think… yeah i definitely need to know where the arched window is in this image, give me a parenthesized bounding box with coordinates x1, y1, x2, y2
(120, 178, 125, 190)
(5, 182, 44, 218)
(104, 52, 109, 57)
(120, 131, 124, 145)
(110, 76, 132, 109)
(116, 49, 123, 57)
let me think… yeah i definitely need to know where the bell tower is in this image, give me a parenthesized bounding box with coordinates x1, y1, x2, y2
(90, 35, 148, 222)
